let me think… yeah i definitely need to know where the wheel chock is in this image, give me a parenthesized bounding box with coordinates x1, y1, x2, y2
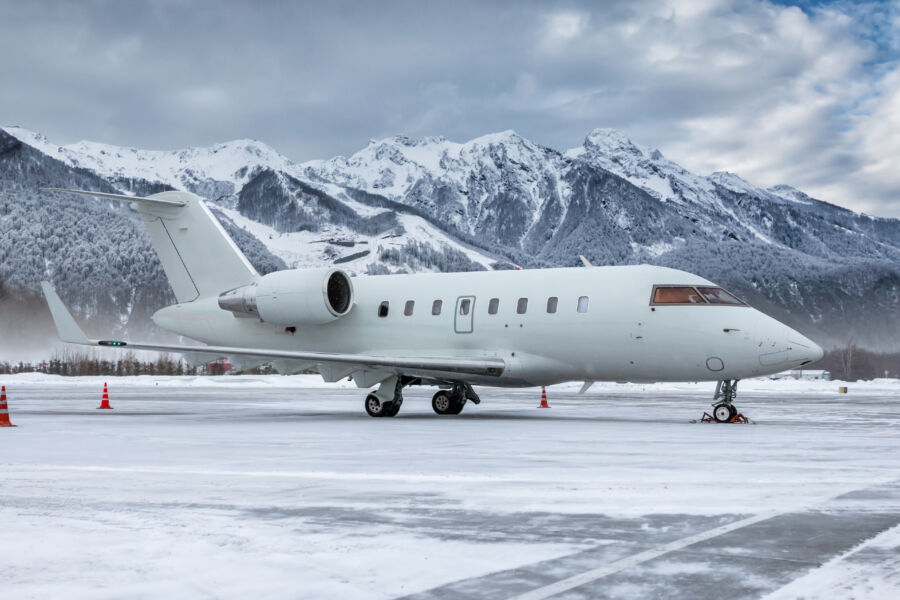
(694, 412, 752, 424)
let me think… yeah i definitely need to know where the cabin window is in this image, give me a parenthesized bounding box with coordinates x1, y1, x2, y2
(404, 300, 415, 316)
(547, 297, 558, 313)
(459, 298, 471, 316)
(517, 297, 528, 314)
(432, 299, 443, 315)
(488, 298, 499, 314)
(378, 301, 390, 317)
(652, 286, 707, 304)
(696, 287, 745, 305)
(577, 296, 589, 313)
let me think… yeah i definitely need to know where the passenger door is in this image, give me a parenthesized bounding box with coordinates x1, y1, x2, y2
(454, 296, 475, 334)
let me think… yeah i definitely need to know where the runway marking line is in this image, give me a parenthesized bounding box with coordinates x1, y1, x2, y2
(509, 478, 900, 600)
(508, 510, 782, 600)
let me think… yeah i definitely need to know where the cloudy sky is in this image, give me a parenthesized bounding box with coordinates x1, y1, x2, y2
(1, 0, 898, 217)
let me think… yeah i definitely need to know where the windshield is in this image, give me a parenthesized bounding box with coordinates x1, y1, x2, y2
(652, 285, 746, 306)
(696, 286, 745, 305)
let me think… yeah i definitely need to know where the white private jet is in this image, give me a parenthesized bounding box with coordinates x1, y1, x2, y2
(41, 189, 823, 421)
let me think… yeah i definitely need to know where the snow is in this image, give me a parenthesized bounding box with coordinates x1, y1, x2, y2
(631, 240, 676, 257)
(215, 205, 497, 273)
(708, 171, 762, 195)
(767, 184, 815, 206)
(2, 126, 296, 194)
(567, 127, 722, 209)
(1, 378, 898, 597)
(301, 129, 560, 222)
(763, 525, 900, 600)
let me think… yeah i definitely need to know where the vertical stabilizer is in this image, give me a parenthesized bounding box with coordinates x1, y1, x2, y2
(45, 189, 258, 302)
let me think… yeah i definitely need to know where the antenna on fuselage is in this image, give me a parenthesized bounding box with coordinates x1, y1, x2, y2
(579, 255, 594, 267)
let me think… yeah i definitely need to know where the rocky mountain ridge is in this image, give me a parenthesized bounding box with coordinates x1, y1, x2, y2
(1, 125, 898, 354)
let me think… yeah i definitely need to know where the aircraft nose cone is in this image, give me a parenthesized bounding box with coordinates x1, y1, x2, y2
(788, 331, 824, 364)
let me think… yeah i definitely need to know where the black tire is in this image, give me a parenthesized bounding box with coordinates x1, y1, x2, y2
(432, 391, 452, 415)
(728, 404, 737, 420)
(365, 394, 384, 417)
(383, 399, 401, 417)
(447, 397, 466, 415)
(713, 403, 733, 423)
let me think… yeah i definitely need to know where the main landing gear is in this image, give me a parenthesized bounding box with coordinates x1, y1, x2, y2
(364, 376, 405, 418)
(364, 378, 481, 418)
(432, 383, 480, 416)
(365, 392, 402, 417)
(364, 376, 481, 418)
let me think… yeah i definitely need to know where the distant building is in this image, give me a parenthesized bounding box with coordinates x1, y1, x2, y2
(769, 369, 831, 381)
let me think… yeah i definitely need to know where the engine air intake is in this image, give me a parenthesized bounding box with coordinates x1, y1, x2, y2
(218, 268, 354, 325)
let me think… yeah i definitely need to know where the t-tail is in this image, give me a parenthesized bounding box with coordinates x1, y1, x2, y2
(44, 188, 258, 302)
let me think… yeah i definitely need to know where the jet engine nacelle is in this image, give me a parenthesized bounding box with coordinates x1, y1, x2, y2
(218, 268, 354, 325)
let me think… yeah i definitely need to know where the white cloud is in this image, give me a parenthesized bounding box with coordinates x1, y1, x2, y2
(542, 11, 588, 47)
(0, 0, 897, 217)
(518, 0, 900, 216)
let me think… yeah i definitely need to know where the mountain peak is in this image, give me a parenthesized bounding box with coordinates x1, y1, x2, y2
(469, 129, 523, 145)
(582, 128, 649, 156)
(708, 171, 759, 194)
(2, 127, 296, 194)
(369, 134, 450, 149)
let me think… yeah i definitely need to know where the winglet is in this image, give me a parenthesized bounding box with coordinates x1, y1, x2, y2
(40, 281, 90, 344)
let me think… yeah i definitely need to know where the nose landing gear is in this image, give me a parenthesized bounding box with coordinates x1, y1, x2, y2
(698, 379, 751, 423)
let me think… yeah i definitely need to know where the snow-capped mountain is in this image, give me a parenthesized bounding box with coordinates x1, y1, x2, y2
(3, 126, 297, 200)
(1, 125, 898, 354)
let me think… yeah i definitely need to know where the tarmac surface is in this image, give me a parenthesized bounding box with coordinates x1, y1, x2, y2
(1, 377, 898, 599)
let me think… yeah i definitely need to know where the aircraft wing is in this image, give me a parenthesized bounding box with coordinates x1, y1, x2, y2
(40, 282, 505, 379)
(42, 188, 187, 207)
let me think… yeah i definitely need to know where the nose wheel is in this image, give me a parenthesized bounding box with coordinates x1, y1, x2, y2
(713, 402, 737, 423)
(699, 379, 750, 423)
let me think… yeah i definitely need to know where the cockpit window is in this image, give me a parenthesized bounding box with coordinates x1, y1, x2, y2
(696, 286, 745, 305)
(652, 286, 707, 304)
(651, 285, 747, 306)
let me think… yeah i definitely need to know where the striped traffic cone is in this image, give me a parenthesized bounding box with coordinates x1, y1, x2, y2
(539, 386, 550, 408)
(0, 385, 15, 426)
(97, 382, 112, 409)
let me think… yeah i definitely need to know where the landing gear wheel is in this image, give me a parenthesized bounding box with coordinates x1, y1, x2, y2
(382, 398, 402, 417)
(365, 394, 385, 418)
(713, 403, 735, 423)
(447, 397, 465, 415)
(432, 391, 452, 415)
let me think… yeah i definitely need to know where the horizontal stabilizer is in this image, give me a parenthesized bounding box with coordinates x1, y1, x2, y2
(42, 188, 186, 207)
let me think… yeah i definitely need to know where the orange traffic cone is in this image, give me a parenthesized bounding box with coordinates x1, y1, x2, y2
(97, 382, 112, 410)
(0, 385, 15, 426)
(539, 386, 550, 408)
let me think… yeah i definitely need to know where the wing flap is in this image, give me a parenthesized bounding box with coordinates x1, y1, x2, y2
(95, 339, 504, 377)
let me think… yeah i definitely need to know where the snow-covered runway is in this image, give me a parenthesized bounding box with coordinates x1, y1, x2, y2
(2, 376, 898, 599)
